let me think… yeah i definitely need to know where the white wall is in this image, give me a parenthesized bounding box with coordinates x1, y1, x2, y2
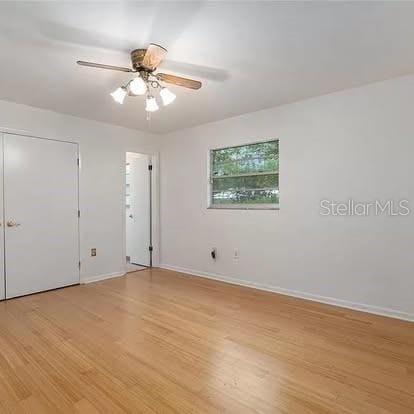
(0, 99, 161, 282)
(2, 75, 413, 320)
(160, 75, 414, 321)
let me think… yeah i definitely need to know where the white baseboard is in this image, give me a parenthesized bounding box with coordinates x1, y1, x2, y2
(160, 264, 414, 323)
(81, 271, 126, 284)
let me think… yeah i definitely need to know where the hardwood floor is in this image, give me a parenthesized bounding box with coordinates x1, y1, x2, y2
(0, 268, 413, 413)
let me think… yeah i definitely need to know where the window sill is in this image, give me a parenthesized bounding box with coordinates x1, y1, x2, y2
(207, 204, 279, 210)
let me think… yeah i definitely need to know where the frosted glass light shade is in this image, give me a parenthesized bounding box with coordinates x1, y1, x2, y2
(129, 76, 147, 96)
(145, 96, 159, 112)
(160, 87, 176, 106)
(110, 87, 127, 104)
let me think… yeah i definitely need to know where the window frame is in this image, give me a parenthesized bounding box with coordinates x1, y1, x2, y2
(207, 138, 279, 210)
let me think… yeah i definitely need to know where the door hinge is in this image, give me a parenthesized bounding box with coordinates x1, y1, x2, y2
(77, 158, 80, 165)
(148, 164, 153, 171)
(78, 210, 81, 218)
(149, 245, 153, 252)
(78, 261, 81, 269)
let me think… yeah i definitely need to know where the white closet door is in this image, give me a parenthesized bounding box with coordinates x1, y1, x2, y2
(0, 134, 4, 300)
(4, 134, 79, 299)
(128, 154, 151, 266)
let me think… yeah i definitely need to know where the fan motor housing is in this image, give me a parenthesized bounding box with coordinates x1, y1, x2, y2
(130, 49, 148, 70)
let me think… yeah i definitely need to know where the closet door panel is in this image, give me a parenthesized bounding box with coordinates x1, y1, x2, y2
(4, 134, 79, 298)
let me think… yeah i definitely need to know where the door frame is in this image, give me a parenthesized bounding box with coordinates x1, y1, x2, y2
(0, 129, 81, 298)
(123, 151, 159, 272)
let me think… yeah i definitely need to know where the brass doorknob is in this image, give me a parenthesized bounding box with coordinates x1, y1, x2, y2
(7, 221, 21, 228)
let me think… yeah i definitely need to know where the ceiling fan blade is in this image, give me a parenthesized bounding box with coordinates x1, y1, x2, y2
(77, 61, 133, 73)
(141, 44, 167, 71)
(161, 60, 229, 82)
(157, 73, 202, 90)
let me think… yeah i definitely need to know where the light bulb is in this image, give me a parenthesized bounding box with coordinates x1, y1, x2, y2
(145, 95, 159, 112)
(160, 87, 176, 106)
(129, 76, 147, 96)
(110, 87, 127, 104)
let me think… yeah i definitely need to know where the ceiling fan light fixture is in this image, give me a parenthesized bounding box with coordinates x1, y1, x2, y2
(145, 95, 159, 112)
(128, 76, 147, 96)
(160, 87, 176, 106)
(110, 87, 127, 104)
(78, 44, 202, 115)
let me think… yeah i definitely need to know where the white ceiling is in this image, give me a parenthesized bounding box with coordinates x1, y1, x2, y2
(1, 1, 414, 134)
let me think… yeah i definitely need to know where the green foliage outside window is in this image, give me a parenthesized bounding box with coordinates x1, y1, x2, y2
(210, 140, 279, 207)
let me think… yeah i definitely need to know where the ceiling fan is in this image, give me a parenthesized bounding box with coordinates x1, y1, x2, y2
(77, 43, 202, 112)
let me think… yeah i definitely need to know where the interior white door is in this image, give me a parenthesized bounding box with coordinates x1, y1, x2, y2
(4, 134, 79, 298)
(127, 153, 151, 266)
(0, 134, 4, 301)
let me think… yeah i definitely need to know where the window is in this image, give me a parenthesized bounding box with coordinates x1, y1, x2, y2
(209, 139, 279, 209)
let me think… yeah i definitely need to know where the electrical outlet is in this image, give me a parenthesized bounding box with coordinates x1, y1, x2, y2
(91, 248, 97, 257)
(233, 249, 239, 259)
(211, 248, 217, 260)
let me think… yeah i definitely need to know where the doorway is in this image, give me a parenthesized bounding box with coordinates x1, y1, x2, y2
(125, 152, 152, 272)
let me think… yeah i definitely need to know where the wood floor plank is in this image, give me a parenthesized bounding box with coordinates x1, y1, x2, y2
(0, 268, 413, 413)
